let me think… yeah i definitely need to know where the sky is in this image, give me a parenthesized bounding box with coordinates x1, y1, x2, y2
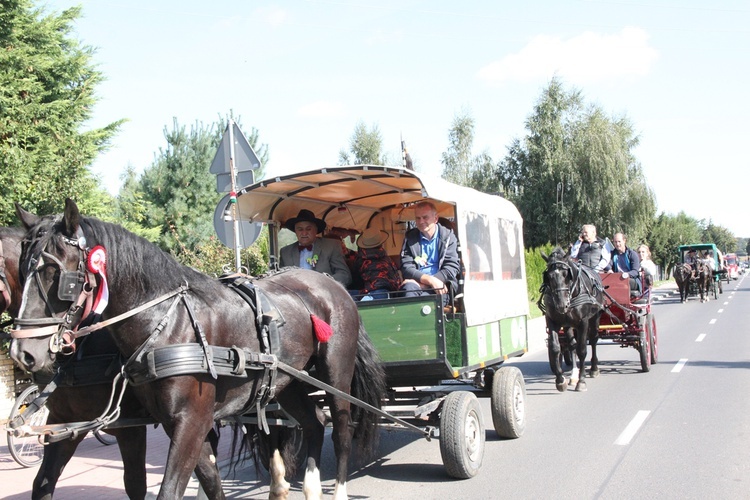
(41, 0, 750, 236)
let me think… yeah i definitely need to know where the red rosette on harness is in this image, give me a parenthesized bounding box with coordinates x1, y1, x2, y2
(310, 314, 333, 343)
(86, 245, 109, 314)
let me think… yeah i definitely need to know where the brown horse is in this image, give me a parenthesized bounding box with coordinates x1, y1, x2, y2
(540, 248, 604, 392)
(10, 199, 386, 499)
(2, 226, 223, 499)
(694, 260, 712, 302)
(673, 263, 692, 303)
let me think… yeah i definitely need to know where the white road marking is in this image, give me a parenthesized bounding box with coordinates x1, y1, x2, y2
(718, 309, 724, 313)
(723, 302, 729, 305)
(709, 319, 717, 324)
(615, 410, 651, 445)
(672, 358, 688, 372)
(696, 334, 706, 342)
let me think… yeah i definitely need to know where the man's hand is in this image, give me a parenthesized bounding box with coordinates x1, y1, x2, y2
(423, 275, 447, 294)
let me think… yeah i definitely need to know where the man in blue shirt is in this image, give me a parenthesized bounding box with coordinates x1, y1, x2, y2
(399, 201, 461, 304)
(609, 232, 641, 295)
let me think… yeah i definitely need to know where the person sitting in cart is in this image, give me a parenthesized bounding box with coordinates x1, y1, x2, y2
(637, 244, 656, 288)
(684, 248, 699, 279)
(609, 232, 641, 296)
(702, 250, 716, 271)
(570, 224, 611, 272)
(279, 209, 352, 286)
(399, 201, 461, 305)
(352, 227, 402, 301)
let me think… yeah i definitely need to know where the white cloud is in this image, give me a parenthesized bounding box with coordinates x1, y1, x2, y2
(477, 26, 658, 85)
(259, 7, 287, 27)
(297, 100, 346, 118)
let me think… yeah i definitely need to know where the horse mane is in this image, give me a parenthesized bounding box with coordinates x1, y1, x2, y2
(24, 213, 216, 304)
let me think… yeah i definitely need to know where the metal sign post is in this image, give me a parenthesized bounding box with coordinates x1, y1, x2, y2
(228, 123, 242, 272)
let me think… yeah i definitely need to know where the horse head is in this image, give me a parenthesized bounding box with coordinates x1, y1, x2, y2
(541, 247, 578, 314)
(10, 199, 92, 374)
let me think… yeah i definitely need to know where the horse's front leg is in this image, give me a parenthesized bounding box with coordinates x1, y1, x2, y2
(158, 415, 217, 500)
(588, 320, 600, 378)
(193, 429, 226, 500)
(32, 434, 87, 500)
(574, 324, 589, 392)
(546, 321, 568, 392)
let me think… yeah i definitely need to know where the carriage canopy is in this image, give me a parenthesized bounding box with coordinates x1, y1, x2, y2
(232, 165, 528, 326)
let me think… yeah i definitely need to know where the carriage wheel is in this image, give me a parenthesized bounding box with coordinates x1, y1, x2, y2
(719, 279, 723, 294)
(439, 391, 485, 479)
(712, 281, 718, 300)
(646, 312, 658, 363)
(7, 385, 49, 468)
(490, 366, 526, 439)
(638, 327, 651, 372)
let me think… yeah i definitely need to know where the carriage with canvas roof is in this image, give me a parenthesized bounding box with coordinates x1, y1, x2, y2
(232, 164, 531, 477)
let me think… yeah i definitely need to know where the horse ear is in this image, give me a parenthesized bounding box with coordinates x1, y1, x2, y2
(541, 251, 549, 262)
(62, 198, 81, 237)
(15, 203, 40, 230)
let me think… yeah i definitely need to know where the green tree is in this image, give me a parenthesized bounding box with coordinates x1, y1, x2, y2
(646, 211, 703, 276)
(0, 0, 123, 224)
(498, 77, 655, 247)
(138, 116, 268, 253)
(703, 222, 736, 255)
(441, 110, 475, 186)
(338, 121, 383, 165)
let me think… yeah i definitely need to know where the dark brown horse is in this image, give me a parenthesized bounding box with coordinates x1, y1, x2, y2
(10, 199, 385, 499)
(540, 248, 604, 392)
(673, 263, 692, 303)
(2, 226, 224, 499)
(694, 259, 712, 303)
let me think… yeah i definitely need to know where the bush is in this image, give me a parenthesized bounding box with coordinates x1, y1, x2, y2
(525, 242, 557, 304)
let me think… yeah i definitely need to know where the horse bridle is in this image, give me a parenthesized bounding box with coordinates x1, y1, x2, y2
(12, 229, 95, 354)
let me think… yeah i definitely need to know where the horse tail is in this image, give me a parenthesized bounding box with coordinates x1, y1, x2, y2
(351, 318, 386, 461)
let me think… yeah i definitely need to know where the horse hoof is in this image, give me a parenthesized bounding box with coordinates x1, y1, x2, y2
(568, 378, 579, 387)
(556, 382, 568, 392)
(589, 369, 600, 378)
(575, 381, 587, 392)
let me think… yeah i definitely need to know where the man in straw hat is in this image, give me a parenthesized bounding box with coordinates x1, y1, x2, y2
(354, 227, 401, 301)
(279, 209, 352, 286)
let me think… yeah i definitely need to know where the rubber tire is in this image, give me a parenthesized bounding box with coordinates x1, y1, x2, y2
(439, 391, 485, 479)
(712, 281, 718, 300)
(95, 429, 117, 446)
(719, 279, 723, 294)
(639, 328, 651, 372)
(490, 366, 526, 439)
(647, 313, 658, 363)
(7, 385, 49, 468)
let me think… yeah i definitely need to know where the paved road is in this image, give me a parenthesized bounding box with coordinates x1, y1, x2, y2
(0, 281, 682, 498)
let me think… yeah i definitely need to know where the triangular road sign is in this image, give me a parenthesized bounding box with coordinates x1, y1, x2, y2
(209, 122, 261, 174)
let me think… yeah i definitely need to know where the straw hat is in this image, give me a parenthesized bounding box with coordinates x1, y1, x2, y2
(358, 228, 388, 249)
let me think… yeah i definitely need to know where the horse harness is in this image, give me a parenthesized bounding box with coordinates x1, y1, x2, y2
(11, 228, 295, 436)
(538, 259, 604, 315)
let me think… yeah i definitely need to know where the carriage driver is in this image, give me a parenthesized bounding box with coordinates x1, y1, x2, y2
(279, 209, 352, 286)
(684, 248, 698, 279)
(570, 224, 611, 272)
(609, 232, 641, 296)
